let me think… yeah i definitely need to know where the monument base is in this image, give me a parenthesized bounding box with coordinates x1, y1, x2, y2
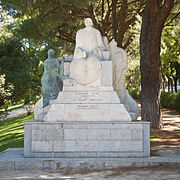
(24, 121, 150, 158)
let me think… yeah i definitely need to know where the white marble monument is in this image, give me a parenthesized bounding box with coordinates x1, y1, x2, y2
(24, 18, 150, 158)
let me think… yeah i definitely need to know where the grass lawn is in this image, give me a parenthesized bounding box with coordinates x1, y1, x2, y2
(0, 114, 34, 152)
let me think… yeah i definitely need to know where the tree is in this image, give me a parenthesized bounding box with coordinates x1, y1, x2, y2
(140, 0, 174, 128)
(1, 0, 145, 50)
(0, 36, 42, 109)
(161, 14, 180, 92)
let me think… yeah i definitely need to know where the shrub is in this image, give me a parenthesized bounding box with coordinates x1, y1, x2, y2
(161, 91, 180, 112)
(161, 91, 175, 109)
(174, 92, 180, 112)
(128, 88, 140, 100)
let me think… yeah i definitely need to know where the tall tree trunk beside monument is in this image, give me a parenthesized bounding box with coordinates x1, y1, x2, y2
(140, 0, 174, 128)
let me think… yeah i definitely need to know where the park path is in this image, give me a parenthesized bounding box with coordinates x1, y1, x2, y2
(4, 108, 28, 120)
(151, 107, 180, 154)
(137, 101, 180, 153)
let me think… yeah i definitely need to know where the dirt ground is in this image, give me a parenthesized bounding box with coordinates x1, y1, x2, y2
(151, 108, 180, 156)
(1, 106, 180, 179)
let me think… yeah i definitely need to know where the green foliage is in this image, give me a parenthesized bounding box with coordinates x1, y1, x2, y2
(161, 91, 175, 109)
(0, 36, 42, 110)
(128, 88, 140, 100)
(174, 92, 180, 111)
(0, 114, 34, 152)
(0, 74, 13, 110)
(161, 91, 180, 112)
(161, 13, 180, 92)
(126, 58, 141, 96)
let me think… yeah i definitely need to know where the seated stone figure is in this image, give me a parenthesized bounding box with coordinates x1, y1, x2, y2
(41, 49, 63, 107)
(70, 18, 109, 85)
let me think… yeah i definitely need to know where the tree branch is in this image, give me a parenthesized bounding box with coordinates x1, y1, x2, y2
(164, 11, 180, 26)
(43, 6, 59, 18)
(101, 0, 105, 21)
(122, 35, 133, 49)
(57, 29, 75, 44)
(112, 0, 118, 40)
(88, 4, 104, 34)
(125, 15, 137, 26)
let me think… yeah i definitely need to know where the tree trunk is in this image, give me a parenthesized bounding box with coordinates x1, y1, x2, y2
(174, 77, 178, 93)
(140, 0, 174, 129)
(166, 74, 170, 92)
(170, 78, 173, 92)
(162, 74, 166, 91)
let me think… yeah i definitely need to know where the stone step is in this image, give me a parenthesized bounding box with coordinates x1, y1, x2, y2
(1, 148, 179, 172)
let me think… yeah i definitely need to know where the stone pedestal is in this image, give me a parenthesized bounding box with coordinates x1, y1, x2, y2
(24, 61, 150, 158)
(24, 121, 150, 158)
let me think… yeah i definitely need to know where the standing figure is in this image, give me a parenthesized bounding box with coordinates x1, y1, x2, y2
(109, 39, 128, 99)
(41, 49, 63, 107)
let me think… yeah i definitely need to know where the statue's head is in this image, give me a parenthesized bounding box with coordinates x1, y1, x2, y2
(84, 18, 93, 27)
(48, 49, 55, 58)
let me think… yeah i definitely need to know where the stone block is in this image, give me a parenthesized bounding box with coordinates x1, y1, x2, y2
(52, 141, 64, 151)
(87, 129, 98, 140)
(32, 123, 45, 130)
(63, 78, 74, 86)
(43, 129, 61, 141)
(86, 123, 99, 129)
(64, 129, 76, 140)
(75, 141, 99, 151)
(111, 129, 131, 140)
(31, 141, 53, 152)
(97, 129, 111, 140)
(117, 141, 143, 151)
(0, 162, 15, 171)
(24, 124, 31, 157)
(45, 124, 59, 129)
(109, 104, 131, 121)
(76, 129, 88, 140)
(56, 129, 64, 140)
(101, 61, 112, 86)
(131, 128, 143, 141)
(64, 141, 76, 151)
(15, 161, 43, 171)
(99, 141, 115, 151)
(32, 130, 42, 141)
(45, 103, 131, 122)
(56, 91, 120, 104)
(63, 85, 113, 91)
(112, 123, 131, 129)
(143, 123, 150, 157)
(44, 104, 64, 121)
(64, 62, 70, 76)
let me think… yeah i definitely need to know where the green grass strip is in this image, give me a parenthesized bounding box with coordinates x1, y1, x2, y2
(0, 114, 34, 152)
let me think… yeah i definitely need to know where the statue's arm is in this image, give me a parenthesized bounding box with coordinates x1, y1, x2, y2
(96, 30, 106, 50)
